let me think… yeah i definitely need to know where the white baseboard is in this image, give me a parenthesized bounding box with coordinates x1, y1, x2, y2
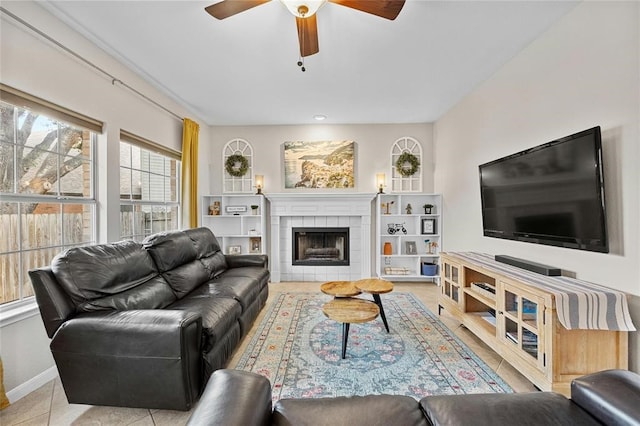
(7, 366, 59, 403)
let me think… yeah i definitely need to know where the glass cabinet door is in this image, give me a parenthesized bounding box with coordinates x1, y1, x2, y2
(442, 261, 460, 304)
(500, 284, 544, 370)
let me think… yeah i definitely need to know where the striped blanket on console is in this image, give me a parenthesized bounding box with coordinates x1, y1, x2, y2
(451, 252, 635, 331)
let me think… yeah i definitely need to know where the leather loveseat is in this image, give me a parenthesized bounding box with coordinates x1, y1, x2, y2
(186, 368, 640, 426)
(29, 227, 269, 411)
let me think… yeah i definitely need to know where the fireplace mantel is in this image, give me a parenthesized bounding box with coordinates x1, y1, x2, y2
(267, 193, 374, 217)
(266, 193, 375, 282)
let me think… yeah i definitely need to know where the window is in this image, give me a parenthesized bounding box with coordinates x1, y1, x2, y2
(119, 131, 180, 241)
(0, 94, 97, 307)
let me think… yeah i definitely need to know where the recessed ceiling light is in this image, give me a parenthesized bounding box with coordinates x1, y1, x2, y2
(313, 114, 327, 121)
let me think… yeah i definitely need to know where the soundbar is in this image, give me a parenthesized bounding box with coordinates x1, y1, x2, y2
(495, 255, 561, 276)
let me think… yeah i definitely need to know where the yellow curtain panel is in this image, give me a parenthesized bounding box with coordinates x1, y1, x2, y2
(0, 358, 9, 409)
(182, 118, 199, 228)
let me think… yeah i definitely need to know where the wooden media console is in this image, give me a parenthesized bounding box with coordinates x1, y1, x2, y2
(438, 252, 630, 396)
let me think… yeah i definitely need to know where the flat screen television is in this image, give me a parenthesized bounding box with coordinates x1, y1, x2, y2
(479, 126, 608, 253)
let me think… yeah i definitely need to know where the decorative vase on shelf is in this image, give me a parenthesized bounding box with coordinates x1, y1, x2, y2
(383, 242, 393, 255)
(212, 201, 221, 216)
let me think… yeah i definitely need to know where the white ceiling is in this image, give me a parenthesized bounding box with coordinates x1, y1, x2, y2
(42, 1, 577, 126)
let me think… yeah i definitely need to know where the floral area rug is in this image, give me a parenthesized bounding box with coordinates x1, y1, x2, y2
(233, 292, 512, 401)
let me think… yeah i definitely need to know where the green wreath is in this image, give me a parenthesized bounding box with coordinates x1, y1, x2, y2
(395, 152, 420, 177)
(225, 154, 249, 177)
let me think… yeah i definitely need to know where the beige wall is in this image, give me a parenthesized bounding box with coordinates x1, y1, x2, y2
(204, 123, 434, 196)
(434, 1, 640, 369)
(0, 1, 209, 395)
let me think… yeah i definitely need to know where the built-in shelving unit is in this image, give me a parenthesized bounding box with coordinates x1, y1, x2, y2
(439, 252, 628, 396)
(375, 193, 442, 281)
(201, 194, 267, 255)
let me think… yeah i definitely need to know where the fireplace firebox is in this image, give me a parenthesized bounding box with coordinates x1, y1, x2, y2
(292, 227, 349, 266)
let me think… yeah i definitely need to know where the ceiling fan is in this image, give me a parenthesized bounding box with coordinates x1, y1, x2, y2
(205, 0, 406, 70)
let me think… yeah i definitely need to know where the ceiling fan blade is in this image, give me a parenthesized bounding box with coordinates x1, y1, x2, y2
(205, 0, 271, 20)
(296, 15, 319, 57)
(328, 0, 405, 20)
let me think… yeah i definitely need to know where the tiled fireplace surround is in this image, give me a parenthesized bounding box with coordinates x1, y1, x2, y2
(267, 194, 374, 282)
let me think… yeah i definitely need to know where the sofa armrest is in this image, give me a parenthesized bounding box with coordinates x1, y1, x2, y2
(187, 369, 272, 426)
(420, 392, 599, 426)
(29, 267, 76, 338)
(52, 309, 201, 355)
(571, 369, 640, 426)
(51, 309, 203, 410)
(225, 254, 268, 269)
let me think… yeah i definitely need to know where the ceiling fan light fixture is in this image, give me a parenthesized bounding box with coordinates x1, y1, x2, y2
(206, 0, 405, 71)
(280, 0, 327, 18)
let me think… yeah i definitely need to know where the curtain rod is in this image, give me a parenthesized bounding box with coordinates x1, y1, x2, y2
(0, 6, 183, 122)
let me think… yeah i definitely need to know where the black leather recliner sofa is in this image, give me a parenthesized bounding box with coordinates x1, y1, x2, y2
(187, 368, 640, 426)
(29, 227, 269, 411)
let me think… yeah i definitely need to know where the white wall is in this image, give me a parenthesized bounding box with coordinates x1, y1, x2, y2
(205, 123, 433, 195)
(434, 1, 640, 369)
(0, 1, 209, 396)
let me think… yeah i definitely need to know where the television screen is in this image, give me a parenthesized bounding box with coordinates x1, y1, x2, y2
(479, 126, 608, 253)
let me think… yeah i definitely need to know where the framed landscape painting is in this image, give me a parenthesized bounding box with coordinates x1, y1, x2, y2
(283, 140, 355, 189)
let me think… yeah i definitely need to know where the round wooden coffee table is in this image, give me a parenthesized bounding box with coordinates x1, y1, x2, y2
(320, 280, 361, 297)
(354, 278, 394, 332)
(322, 297, 379, 359)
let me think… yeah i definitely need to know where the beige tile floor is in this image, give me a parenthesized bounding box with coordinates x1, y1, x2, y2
(1, 282, 536, 425)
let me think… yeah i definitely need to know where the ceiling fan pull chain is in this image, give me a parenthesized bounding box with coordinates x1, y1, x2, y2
(297, 6, 307, 72)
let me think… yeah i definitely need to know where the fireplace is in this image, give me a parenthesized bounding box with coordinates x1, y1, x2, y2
(292, 227, 349, 266)
(267, 193, 373, 282)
